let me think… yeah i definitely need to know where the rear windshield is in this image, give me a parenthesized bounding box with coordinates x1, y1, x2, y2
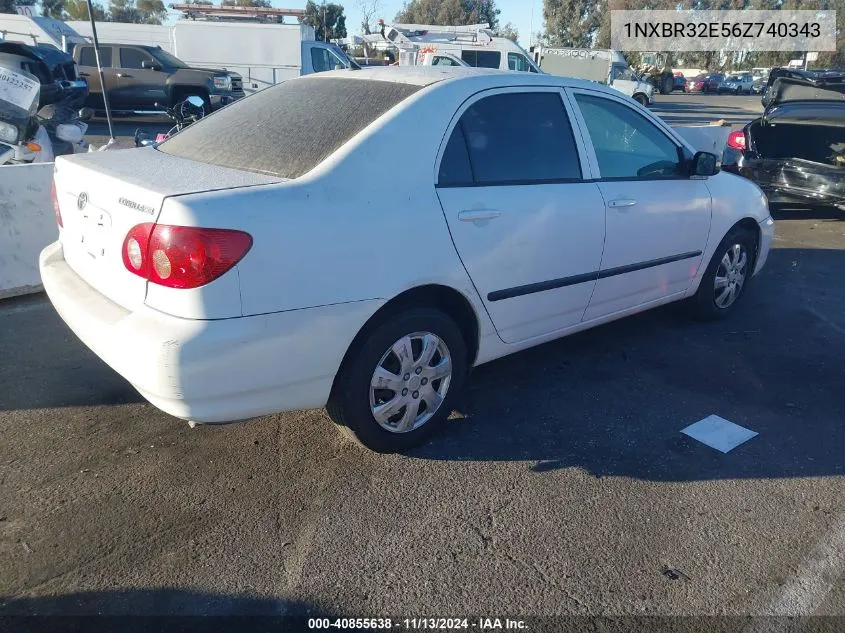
(158, 77, 423, 179)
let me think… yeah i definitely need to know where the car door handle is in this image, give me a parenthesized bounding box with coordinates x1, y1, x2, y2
(79, 72, 90, 77)
(607, 198, 637, 208)
(116, 73, 132, 78)
(458, 209, 502, 222)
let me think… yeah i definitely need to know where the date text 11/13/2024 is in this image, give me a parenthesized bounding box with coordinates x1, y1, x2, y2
(307, 618, 528, 630)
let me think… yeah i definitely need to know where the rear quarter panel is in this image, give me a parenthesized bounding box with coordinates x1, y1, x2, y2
(167, 78, 492, 326)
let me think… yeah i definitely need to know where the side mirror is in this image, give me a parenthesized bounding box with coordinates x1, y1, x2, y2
(77, 107, 94, 122)
(691, 151, 720, 177)
(56, 123, 84, 143)
(141, 60, 162, 71)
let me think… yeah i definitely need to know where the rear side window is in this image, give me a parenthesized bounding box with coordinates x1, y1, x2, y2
(438, 125, 473, 186)
(461, 50, 501, 69)
(79, 46, 111, 67)
(438, 92, 582, 186)
(158, 77, 422, 179)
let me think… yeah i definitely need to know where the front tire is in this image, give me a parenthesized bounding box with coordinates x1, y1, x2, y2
(327, 308, 467, 453)
(689, 226, 757, 321)
(633, 93, 649, 106)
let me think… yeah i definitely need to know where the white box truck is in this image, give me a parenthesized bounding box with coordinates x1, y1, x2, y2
(66, 20, 356, 95)
(532, 47, 654, 106)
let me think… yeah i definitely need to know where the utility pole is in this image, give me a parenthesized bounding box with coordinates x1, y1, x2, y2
(323, 1, 327, 41)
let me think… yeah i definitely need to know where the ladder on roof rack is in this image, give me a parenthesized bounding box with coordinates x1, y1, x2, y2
(376, 19, 493, 48)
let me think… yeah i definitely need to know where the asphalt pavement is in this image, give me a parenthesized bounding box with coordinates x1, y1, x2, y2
(650, 92, 764, 126)
(2, 94, 844, 623)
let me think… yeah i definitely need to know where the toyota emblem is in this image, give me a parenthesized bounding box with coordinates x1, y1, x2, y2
(77, 192, 88, 211)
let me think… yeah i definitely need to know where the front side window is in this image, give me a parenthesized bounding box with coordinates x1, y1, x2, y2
(461, 50, 501, 69)
(432, 55, 461, 67)
(507, 53, 532, 72)
(439, 91, 582, 186)
(149, 49, 188, 69)
(574, 93, 681, 179)
(311, 48, 336, 73)
(120, 48, 154, 70)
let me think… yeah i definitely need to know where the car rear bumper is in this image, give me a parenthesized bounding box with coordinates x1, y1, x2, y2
(40, 241, 382, 424)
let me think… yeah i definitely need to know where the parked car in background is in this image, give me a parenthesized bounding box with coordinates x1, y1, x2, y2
(67, 19, 360, 97)
(672, 72, 686, 91)
(703, 73, 725, 93)
(41, 68, 773, 453)
(686, 74, 707, 93)
(687, 73, 723, 93)
(723, 70, 845, 210)
(71, 43, 244, 113)
(719, 74, 754, 95)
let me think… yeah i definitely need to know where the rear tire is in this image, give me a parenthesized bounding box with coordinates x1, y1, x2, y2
(633, 93, 649, 106)
(688, 226, 757, 321)
(327, 308, 467, 453)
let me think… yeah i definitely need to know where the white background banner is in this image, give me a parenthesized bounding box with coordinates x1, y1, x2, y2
(611, 10, 837, 52)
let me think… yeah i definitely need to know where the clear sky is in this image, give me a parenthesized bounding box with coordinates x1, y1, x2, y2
(340, 0, 545, 48)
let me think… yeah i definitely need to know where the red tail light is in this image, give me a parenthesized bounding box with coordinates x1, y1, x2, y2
(122, 223, 253, 289)
(51, 180, 63, 228)
(727, 130, 747, 151)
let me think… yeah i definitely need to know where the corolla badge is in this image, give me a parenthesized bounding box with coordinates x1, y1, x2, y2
(77, 192, 88, 210)
(118, 197, 156, 215)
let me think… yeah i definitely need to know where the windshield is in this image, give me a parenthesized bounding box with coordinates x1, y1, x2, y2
(614, 67, 637, 81)
(149, 48, 189, 69)
(727, 76, 741, 81)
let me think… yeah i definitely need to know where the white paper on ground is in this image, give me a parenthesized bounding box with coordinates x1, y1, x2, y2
(681, 415, 759, 453)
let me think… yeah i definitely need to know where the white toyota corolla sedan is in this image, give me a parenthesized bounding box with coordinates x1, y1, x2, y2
(41, 67, 774, 453)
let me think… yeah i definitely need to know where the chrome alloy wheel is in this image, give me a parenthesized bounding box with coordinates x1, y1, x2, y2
(369, 332, 453, 434)
(714, 243, 749, 309)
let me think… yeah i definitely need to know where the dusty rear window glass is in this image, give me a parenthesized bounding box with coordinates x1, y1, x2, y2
(157, 77, 423, 179)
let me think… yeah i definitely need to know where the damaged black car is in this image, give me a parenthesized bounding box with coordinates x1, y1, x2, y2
(722, 70, 845, 211)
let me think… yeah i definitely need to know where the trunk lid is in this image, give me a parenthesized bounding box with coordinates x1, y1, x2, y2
(763, 101, 845, 128)
(745, 114, 845, 205)
(54, 147, 281, 312)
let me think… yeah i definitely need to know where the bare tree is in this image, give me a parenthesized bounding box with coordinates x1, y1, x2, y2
(356, 0, 382, 34)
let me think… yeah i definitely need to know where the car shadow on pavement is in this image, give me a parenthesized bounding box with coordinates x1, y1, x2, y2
(0, 588, 327, 631)
(413, 247, 845, 482)
(0, 296, 145, 412)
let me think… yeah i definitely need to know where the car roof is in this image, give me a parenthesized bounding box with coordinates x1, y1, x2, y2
(307, 65, 624, 95)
